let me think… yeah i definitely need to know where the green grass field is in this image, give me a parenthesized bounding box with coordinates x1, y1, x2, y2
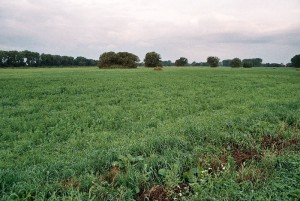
(0, 67, 299, 200)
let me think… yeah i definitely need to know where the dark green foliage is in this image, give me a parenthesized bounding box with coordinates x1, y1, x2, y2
(230, 58, 242, 68)
(98, 51, 139, 68)
(191, 61, 208, 66)
(116, 52, 140, 68)
(207, 56, 220, 67)
(291, 54, 300, 67)
(161, 60, 174, 66)
(263, 63, 285, 67)
(222, 59, 232, 67)
(175, 57, 188, 66)
(144, 52, 162, 67)
(243, 61, 253, 68)
(243, 58, 263, 67)
(0, 50, 96, 67)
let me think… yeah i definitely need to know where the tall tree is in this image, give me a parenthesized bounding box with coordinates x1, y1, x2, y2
(222, 59, 232, 67)
(207, 56, 220, 67)
(291, 54, 300, 67)
(230, 58, 242, 68)
(98, 51, 139, 68)
(117, 52, 139, 68)
(144, 52, 161, 67)
(98, 52, 118, 67)
(23, 50, 40, 66)
(175, 57, 188, 66)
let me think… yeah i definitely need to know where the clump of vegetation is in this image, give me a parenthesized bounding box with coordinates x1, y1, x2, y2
(144, 52, 162, 67)
(175, 57, 188, 66)
(154, 66, 163, 71)
(207, 56, 220, 67)
(230, 58, 242, 68)
(291, 54, 300, 67)
(98, 51, 140, 68)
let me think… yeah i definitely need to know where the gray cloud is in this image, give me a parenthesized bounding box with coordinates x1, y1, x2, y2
(0, 0, 300, 63)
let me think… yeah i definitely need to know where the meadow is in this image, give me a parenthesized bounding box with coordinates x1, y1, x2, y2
(0, 67, 299, 200)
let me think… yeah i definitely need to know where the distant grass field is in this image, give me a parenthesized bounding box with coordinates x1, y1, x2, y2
(0, 67, 299, 200)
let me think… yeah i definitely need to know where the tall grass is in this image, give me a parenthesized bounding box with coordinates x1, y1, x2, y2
(0, 67, 299, 200)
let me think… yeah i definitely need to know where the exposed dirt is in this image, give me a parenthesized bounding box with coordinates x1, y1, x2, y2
(154, 66, 163, 71)
(102, 164, 121, 184)
(261, 135, 299, 153)
(232, 145, 261, 169)
(136, 185, 170, 201)
(198, 152, 227, 174)
(61, 178, 80, 191)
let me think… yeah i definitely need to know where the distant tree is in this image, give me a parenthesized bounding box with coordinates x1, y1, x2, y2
(52, 55, 62, 66)
(4, 51, 24, 67)
(144, 52, 161, 67)
(161, 60, 173, 66)
(22, 50, 40, 66)
(191, 61, 202, 66)
(73, 56, 82, 66)
(41, 54, 53, 66)
(116, 52, 140, 68)
(0, 51, 4, 67)
(175, 57, 188, 66)
(87, 59, 97, 66)
(61, 56, 74, 66)
(263, 63, 285, 67)
(207, 56, 220, 67)
(253, 58, 263, 67)
(243, 58, 262, 67)
(98, 51, 139, 68)
(242, 60, 253, 68)
(230, 58, 242, 68)
(0, 49, 96, 67)
(98, 52, 118, 67)
(222, 59, 232, 67)
(291, 54, 300, 67)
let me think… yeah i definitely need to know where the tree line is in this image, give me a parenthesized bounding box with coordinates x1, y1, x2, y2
(98, 51, 300, 69)
(1, 50, 299, 68)
(0, 50, 97, 67)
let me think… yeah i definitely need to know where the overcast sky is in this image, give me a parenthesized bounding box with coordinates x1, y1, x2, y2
(0, 0, 300, 63)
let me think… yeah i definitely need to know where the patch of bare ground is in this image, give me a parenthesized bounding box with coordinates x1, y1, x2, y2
(232, 145, 261, 169)
(154, 66, 163, 71)
(102, 164, 121, 184)
(136, 185, 170, 201)
(61, 178, 80, 191)
(261, 135, 299, 153)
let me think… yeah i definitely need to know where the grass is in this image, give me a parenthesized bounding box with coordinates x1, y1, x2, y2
(0, 67, 299, 200)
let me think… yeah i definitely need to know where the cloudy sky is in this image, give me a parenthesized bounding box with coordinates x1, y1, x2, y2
(0, 0, 299, 63)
